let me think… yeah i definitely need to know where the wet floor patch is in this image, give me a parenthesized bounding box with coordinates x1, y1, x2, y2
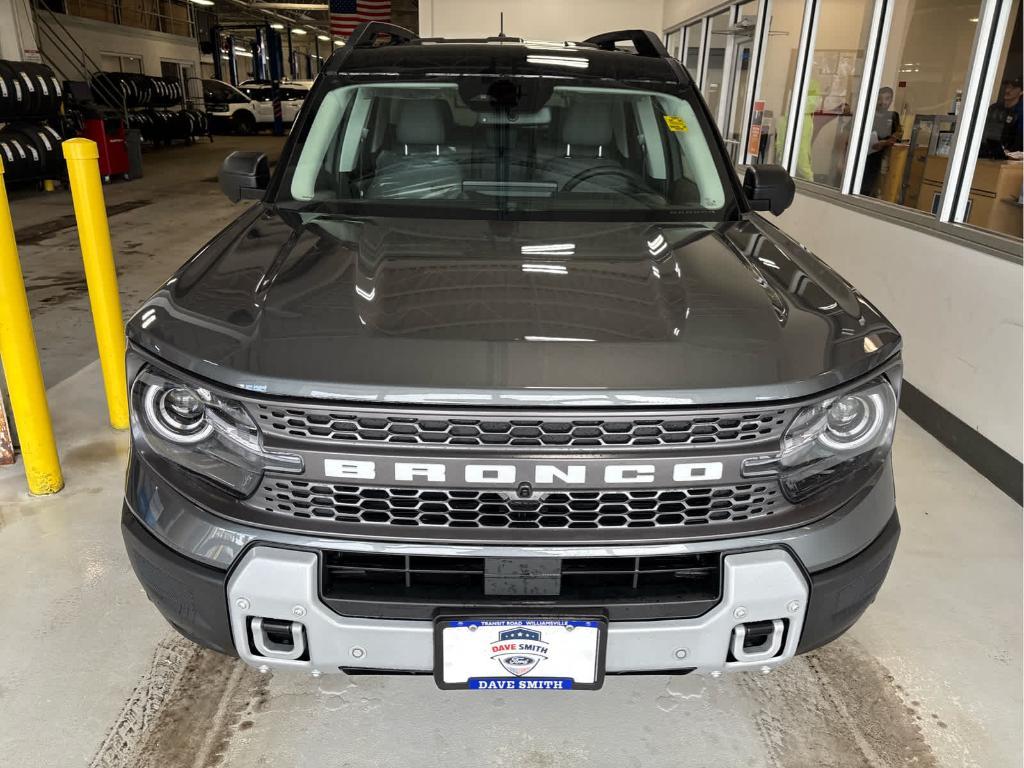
(89, 635, 269, 768)
(740, 635, 938, 768)
(14, 200, 153, 245)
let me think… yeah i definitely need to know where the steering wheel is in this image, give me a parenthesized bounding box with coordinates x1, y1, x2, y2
(562, 166, 644, 192)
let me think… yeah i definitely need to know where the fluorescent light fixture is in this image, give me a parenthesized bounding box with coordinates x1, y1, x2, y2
(233, 48, 253, 58)
(355, 285, 375, 301)
(521, 243, 575, 256)
(526, 55, 589, 69)
(522, 263, 568, 275)
(188, 0, 214, 6)
(270, 22, 284, 29)
(292, 28, 307, 35)
(524, 335, 594, 342)
(334, 40, 344, 46)
(646, 233, 667, 256)
(318, 34, 330, 41)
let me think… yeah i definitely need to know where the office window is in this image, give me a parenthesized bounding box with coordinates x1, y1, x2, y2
(703, 10, 731, 124)
(958, 0, 1022, 239)
(792, 0, 876, 187)
(683, 22, 702, 74)
(666, 28, 682, 60)
(749, 0, 805, 166)
(100, 53, 144, 73)
(856, 0, 984, 213)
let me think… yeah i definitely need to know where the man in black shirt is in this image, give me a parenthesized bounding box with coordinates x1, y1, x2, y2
(860, 87, 901, 196)
(980, 77, 1022, 157)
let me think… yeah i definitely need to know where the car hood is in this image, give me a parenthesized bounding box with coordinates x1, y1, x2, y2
(127, 206, 900, 406)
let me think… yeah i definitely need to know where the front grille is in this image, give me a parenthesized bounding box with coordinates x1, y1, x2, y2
(253, 479, 784, 530)
(254, 404, 790, 448)
(320, 550, 721, 620)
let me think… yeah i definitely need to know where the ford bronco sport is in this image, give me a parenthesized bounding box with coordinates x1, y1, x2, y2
(122, 24, 902, 690)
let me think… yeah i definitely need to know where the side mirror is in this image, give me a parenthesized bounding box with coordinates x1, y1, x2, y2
(743, 164, 795, 216)
(219, 151, 269, 203)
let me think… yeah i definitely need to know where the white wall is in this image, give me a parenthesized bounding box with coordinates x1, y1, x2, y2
(38, 14, 200, 81)
(419, 0, 664, 40)
(776, 193, 1023, 461)
(664, 0, 715, 25)
(0, 0, 39, 62)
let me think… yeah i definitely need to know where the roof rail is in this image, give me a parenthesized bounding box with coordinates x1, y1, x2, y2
(345, 21, 419, 49)
(582, 30, 669, 58)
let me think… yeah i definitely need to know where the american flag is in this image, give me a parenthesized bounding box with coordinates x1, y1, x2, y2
(329, 0, 391, 38)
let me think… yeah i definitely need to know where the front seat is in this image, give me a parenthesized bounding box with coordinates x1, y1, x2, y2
(543, 101, 627, 192)
(365, 100, 463, 199)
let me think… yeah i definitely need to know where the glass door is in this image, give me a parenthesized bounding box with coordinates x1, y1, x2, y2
(724, 26, 755, 163)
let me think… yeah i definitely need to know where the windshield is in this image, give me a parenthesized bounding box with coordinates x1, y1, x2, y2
(203, 79, 249, 104)
(276, 78, 734, 220)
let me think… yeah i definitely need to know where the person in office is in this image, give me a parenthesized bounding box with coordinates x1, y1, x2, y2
(980, 77, 1022, 156)
(860, 86, 901, 196)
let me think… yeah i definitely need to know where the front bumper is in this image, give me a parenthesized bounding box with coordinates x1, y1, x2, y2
(121, 499, 899, 675)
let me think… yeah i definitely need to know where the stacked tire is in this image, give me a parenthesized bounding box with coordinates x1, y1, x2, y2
(0, 124, 63, 182)
(0, 59, 64, 184)
(91, 72, 184, 110)
(0, 60, 63, 119)
(126, 107, 208, 146)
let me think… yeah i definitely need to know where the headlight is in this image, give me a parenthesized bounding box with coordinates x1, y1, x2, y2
(131, 368, 302, 495)
(774, 376, 897, 502)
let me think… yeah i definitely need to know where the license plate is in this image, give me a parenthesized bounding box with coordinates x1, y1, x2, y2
(435, 617, 606, 690)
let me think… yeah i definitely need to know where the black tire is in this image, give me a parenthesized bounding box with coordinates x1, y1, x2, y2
(232, 110, 256, 135)
(0, 61, 27, 119)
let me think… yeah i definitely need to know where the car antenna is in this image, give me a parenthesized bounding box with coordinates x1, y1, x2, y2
(498, 11, 505, 39)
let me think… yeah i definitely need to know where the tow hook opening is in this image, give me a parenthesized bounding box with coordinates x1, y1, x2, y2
(249, 617, 309, 661)
(728, 619, 787, 663)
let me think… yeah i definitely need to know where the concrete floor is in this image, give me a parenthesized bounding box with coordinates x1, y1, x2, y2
(0, 138, 1021, 768)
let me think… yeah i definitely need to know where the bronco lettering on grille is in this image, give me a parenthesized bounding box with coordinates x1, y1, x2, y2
(323, 459, 724, 485)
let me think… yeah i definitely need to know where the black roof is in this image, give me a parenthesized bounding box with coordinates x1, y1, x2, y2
(323, 25, 688, 86)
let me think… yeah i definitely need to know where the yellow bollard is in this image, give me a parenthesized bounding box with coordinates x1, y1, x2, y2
(62, 138, 128, 430)
(0, 159, 64, 494)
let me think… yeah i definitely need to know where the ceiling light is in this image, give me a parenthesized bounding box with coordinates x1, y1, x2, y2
(317, 34, 330, 41)
(526, 55, 589, 69)
(969, 16, 979, 22)
(523, 336, 594, 342)
(334, 40, 344, 46)
(270, 22, 284, 29)
(521, 243, 575, 256)
(292, 28, 307, 35)
(189, 0, 215, 5)
(522, 263, 568, 275)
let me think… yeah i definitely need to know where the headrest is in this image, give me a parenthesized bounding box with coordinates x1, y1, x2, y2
(562, 102, 614, 147)
(396, 100, 449, 145)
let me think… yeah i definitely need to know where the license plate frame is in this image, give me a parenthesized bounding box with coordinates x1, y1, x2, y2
(434, 615, 608, 691)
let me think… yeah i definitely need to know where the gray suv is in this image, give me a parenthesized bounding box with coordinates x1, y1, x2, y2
(122, 25, 901, 690)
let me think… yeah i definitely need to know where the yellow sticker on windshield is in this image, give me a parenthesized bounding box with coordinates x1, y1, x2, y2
(663, 115, 689, 133)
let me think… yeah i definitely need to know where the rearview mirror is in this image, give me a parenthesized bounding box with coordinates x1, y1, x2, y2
(219, 151, 269, 203)
(743, 165, 795, 216)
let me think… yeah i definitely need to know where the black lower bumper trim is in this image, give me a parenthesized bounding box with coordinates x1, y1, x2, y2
(797, 510, 900, 654)
(121, 507, 236, 656)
